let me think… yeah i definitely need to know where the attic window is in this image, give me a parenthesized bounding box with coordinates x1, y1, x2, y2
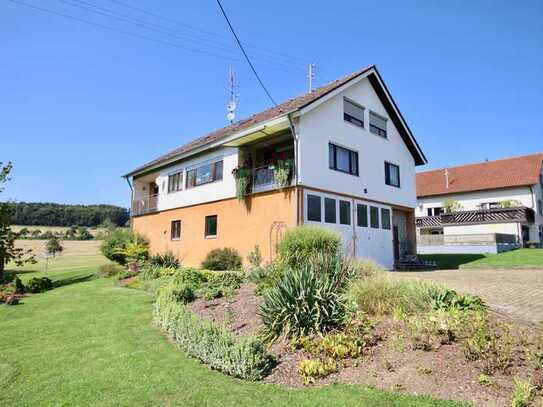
(369, 111, 387, 137)
(343, 98, 365, 128)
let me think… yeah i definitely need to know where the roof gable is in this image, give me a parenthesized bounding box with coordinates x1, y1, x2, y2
(125, 65, 426, 177)
(417, 153, 543, 197)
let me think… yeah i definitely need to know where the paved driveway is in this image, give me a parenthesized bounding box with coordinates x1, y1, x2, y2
(394, 268, 543, 327)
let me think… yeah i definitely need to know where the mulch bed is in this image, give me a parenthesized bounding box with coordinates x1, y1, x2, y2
(187, 282, 540, 407)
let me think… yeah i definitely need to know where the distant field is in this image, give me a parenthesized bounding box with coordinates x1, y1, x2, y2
(11, 240, 105, 275)
(11, 225, 109, 237)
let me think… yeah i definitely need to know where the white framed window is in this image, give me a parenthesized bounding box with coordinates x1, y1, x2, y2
(307, 194, 322, 222)
(343, 98, 365, 128)
(385, 162, 400, 188)
(167, 171, 183, 193)
(369, 111, 387, 137)
(329, 143, 359, 176)
(186, 160, 223, 189)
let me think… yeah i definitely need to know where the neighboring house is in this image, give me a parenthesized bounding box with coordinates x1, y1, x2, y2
(124, 65, 427, 269)
(416, 153, 543, 253)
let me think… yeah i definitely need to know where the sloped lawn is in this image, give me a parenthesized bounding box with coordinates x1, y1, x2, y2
(421, 249, 543, 270)
(0, 258, 462, 406)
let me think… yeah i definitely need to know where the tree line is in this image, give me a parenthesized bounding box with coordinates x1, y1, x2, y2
(5, 202, 129, 227)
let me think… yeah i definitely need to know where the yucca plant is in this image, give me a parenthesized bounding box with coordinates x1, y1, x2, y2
(259, 255, 352, 343)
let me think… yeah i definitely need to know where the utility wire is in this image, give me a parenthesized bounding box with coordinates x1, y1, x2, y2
(7, 0, 243, 61)
(103, 0, 308, 65)
(58, 0, 303, 73)
(215, 0, 277, 106)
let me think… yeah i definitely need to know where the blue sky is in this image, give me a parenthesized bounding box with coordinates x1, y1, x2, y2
(1, 0, 542, 207)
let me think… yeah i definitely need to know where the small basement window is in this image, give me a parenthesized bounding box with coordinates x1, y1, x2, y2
(307, 194, 322, 222)
(343, 98, 365, 128)
(339, 200, 351, 225)
(324, 198, 337, 224)
(369, 111, 387, 137)
(205, 215, 217, 238)
(171, 220, 181, 240)
(370, 206, 380, 229)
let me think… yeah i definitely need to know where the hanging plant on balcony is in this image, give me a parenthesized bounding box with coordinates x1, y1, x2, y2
(274, 159, 293, 188)
(232, 166, 251, 201)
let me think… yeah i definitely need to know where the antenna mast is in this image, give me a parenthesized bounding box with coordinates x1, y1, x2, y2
(226, 68, 237, 123)
(308, 63, 315, 92)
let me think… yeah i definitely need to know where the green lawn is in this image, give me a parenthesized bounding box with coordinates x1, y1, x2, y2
(0, 253, 465, 406)
(421, 248, 543, 270)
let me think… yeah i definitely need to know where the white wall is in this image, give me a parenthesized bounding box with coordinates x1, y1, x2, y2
(303, 189, 395, 269)
(298, 76, 417, 209)
(133, 147, 239, 211)
(443, 223, 519, 236)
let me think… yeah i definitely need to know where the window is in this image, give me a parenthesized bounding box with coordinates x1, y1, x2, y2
(339, 200, 351, 225)
(369, 111, 387, 137)
(357, 204, 368, 227)
(538, 199, 543, 216)
(186, 160, 223, 189)
(385, 162, 400, 187)
(370, 206, 379, 229)
(427, 207, 443, 216)
(324, 198, 336, 224)
(205, 215, 217, 238)
(381, 208, 391, 230)
(343, 98, 365, 128)
(171, 220, 181, 240)
(426, 208, 432, 216)
(307, 194, 322, 222)
(168, 171, 183, 193)
(329, 143, 359, 176)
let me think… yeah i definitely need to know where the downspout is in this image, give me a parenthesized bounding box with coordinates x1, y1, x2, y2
(124, 176, 134, 226)
(287, 112, 301, 225)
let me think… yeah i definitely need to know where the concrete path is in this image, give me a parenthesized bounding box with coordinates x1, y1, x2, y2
(394, 268, 543, 327)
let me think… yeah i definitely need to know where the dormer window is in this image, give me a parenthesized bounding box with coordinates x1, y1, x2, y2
(343, 98, 365, 128)
(369, 111, 387, 137)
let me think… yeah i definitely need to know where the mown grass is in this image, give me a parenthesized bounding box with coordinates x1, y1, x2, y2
(0, 249, 465, 406)
(421, 249, 543, 270)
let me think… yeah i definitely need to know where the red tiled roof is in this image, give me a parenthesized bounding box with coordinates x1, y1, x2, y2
(417, 153, 543, 197)
(126, 65, 375, 177)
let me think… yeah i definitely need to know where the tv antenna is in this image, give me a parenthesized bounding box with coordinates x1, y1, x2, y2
(226, 68, 238, 123)
(308, 63, 316, 92)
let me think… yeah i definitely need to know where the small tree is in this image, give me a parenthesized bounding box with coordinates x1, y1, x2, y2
(0, 162, 36, 280)
(46, 236, 63, 257)
(443, 199, 463, 213)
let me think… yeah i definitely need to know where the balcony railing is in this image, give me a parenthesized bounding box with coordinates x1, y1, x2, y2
(131, 194, 158, 216)
(250, 164, 294, 193)
(416, 206, 535, 229)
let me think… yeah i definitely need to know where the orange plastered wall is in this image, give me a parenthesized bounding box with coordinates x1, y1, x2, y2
(132, 188, 298, 267)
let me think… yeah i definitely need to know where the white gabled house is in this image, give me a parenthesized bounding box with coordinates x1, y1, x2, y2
(124, 65, 427, 269)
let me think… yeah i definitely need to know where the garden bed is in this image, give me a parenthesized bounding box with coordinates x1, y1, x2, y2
(189, 282, 540, 407)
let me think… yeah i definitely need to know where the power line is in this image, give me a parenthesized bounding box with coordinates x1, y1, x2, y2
(215, 0, 277, 106)
(103, 0, 308, 65)
(54, 0, 304, 73)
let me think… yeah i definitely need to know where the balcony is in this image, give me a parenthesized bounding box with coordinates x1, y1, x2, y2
(250, 164, 294, 193)
(416, 206, 535, 229)
(131, 194, 158, 217)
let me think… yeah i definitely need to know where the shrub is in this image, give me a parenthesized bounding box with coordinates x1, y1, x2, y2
(166, 281, 195, 304)
(405, 309, 466, 351)
(528, 336, 543, 370)
(464, 319, 515, 374)
(153, 286, 274, 380)
(25, 277, 53, 293)
(348, 258, 383, 278)
(202, 271, 244, 300)
(298, 359, 337, 385)
(511, 378, 535, 407)
(140, 264, 178, 280)
(427, 286, 486, 312)
(201, 248, 242, 271)
(248, 262, 285, 295)
(247, 245, 263, 269)
(96, 263, 124, 278)
(100, 229, 147, 265)
(294, 333, 365, 360)
(478, 373, 494, 387)
(277, 226, 340, 269)
(0, 284, 16, 302)
(14, 277, 25, 294)
(148, 251, 180, 268)
(260, 256, 351, 342)
(346, 275, 432, 316)
(173, 267, 208, 288)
